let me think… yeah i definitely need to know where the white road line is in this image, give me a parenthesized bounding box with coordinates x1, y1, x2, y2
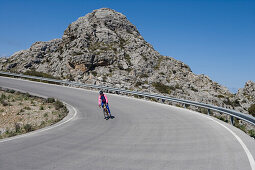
(212, 118, 255, 170)
(185, 108, 255, 170)
(0, 102, 78, 143)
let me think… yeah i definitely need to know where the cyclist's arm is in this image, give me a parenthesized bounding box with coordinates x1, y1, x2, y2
(98, 96, 101, 106)
(105, 94, 109, 104)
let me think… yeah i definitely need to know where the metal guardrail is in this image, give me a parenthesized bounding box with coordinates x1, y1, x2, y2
(0, 71, 255, 126)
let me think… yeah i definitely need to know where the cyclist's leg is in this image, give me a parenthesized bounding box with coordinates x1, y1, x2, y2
(101, 103, 106, 118)
(106, 104, 111, 116)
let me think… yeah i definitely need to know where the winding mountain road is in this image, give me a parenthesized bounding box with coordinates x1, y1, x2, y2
(0, 76, 254, 170)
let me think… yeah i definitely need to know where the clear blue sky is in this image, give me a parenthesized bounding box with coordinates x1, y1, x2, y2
(0, 0, 254, 92)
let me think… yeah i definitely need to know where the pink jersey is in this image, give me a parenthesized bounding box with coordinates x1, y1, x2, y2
(98, 94, 108, 105)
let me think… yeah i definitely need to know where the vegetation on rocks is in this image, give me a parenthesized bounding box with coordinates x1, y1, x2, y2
(152, 82, 171, 94)
(24, 70, 59, 79)
(248, 104, 255, 116)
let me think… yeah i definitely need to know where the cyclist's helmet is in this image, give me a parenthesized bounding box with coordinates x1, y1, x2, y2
(99, 90, 103, 95)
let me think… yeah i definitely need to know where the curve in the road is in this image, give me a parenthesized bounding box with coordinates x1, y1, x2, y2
(0, 76, 254, 170)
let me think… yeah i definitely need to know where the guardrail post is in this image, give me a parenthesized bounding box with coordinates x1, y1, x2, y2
(207, 109, 210, 116)
(230, 116, 234, 125)
(183, 103, 187, 109)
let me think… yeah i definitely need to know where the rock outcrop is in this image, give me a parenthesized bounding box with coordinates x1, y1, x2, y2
(0, 8, 254, 117)
(235, 81, 255, 112)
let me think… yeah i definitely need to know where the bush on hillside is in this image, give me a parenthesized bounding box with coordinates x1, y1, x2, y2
(152, 82, 171, 94)
(248, 104, 255, 117)
(54, 100, 64, 110)
(24, 70, 59, 79)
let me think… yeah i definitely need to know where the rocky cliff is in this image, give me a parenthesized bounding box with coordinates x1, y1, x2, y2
(0, 8, 254, 118)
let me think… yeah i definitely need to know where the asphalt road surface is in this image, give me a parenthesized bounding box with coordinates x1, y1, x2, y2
(0, 76, 254, 170)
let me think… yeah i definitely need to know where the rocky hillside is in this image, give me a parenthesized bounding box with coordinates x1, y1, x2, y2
(0, 8, 254, 117)
(235, 81, 255, 114)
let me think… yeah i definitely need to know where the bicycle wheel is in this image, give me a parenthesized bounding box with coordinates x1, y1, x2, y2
(103, 104, 109, 119)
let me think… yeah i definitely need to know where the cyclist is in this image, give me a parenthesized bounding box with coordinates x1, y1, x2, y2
(98, 90, 112, 119)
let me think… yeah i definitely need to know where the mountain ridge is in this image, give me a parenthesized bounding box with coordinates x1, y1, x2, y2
(0, 8, 254, 122)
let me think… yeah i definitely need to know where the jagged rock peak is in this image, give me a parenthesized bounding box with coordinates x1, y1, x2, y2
(63, 8, 140, 42)
(237, 81, 255, 97)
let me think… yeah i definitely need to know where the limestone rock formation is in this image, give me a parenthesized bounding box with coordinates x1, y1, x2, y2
(0, 8, 254, 117)
(235, 81, 255, 112)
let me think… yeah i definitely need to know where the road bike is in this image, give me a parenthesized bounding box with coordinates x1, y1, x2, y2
(102, 103, 110, 120)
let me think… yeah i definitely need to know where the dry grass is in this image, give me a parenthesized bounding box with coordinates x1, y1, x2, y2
(0, 89, 67, 139)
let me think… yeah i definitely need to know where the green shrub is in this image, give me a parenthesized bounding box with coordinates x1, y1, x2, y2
(57, 55, 63, 60)
(141, 54, 147, 61)
(118, 64, 124, 70)
(24, 106, 31, 110)
(184, 104, 190, 108)
(199, 108, 208, 114)
(238, 124, 246, 132)
(234, 99, 241, 107)
(24, 70, 59, 79)
(124, 53, 131, 65)
(140, 74, 149, 78)
(91, 71, 97, 77)
(66, 74, 75, 81)
(24, 124, 33, 132)
(44, 113, 48, 117)
(15, 123, 22, 133)
(30, 100, 35, 106)
(154, 56, 164, 70)
(125, 68, 132, 73)
(175, 104, 183, 108)
(191, 86, 198, 92)
(9, 89, 15, 93)
(248, 104, 255, 117)
(175, 84, 182, 90)
(46, 98, 55, 103)
(152, 82, 171, 94)
(102, 75, 107, 82)
(40, 106, 44, 110)
(40, 121, 46, 128)
(119, 38, 126, 48)
(112, 48, 117, 53)
(0, 93, 6, 100)
(135, 82, 143, 87)
(248, 130, 255, 138)
(150, 97, 158, 102)
(54, 100, 64, 110)
(6, 130, 17, 137)
(217, 94, 225, 98)
(134, 94, 142, 99)
(223, 98, 231, 105)
(219, 116, 228, 123)
(23, 92, 30, 100)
